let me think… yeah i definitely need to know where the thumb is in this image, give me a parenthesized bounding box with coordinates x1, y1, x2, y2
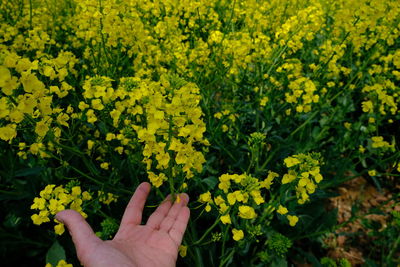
(56, 209, 101, 262)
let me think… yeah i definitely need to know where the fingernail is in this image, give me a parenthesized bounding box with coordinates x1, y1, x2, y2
(180, 193, 189, 204)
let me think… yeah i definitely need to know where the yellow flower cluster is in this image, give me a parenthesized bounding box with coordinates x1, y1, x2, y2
(276, 205, 299, 227)
(285, 77, 320, 113)
(213, 109, 239, 133)
(0, 48, 78, 158)
(132, 75, 207, 186)
(98, 191, 118, 205)
(198, 191, 213, 212)
(60, 74, 207, 183)
(0, 0, 398, 252)
(282, 153, 323, 204)
(1, 0, 397, 174)
(199, 173, 274, 240)
(274, 3, 324, 53)
(214, 174, 265, 223)
(198, 166, 304, 237)
(31, 184, 92, 235)
(371, 136, 395, 151)
(361, 80, 399, 116)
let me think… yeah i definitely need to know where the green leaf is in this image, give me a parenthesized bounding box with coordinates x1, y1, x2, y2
(46, 240, 66, 266)
(14, 167, 45, 177)
(271, 258, 288, 267)
(201, 176, 218, 190)
(369, 175, 382, 193)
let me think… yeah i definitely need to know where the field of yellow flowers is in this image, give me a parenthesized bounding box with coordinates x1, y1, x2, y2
(0, 0, 399, 266)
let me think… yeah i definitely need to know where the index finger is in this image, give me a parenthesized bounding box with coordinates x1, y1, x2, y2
(119, 182, 151, 228)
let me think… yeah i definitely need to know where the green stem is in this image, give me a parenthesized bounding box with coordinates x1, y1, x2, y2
(219, 225, 230, 266)
(258, 149, 277, 172)
(289, 111, 319, 137)
(219, 247, 235, 267)
(191, 215, 221, 246)
(68, 164, 132, 194)
(213, 138, 243, 171)
(166, 115, 175, 197)
(188, 219, 204, 267)
(386, 234, 400, 264)
(246, 147, 255, 173)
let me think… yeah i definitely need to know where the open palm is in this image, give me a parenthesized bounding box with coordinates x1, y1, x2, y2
(56, 182, 190, 267)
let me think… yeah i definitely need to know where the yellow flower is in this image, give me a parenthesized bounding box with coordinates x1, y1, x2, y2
(199, 191, 212, 203)
(54, 223, 65, 235)
(106, 133, 116, 141)
(0, 124, 17, 142)
(282, 171, 297, 184)
(327, 81, 335, 88)
(91, 99, 104, 110)
(56, 113, 70, 127)
(260, 171, 279, 189)
(214, 195, 225, 206)
(179, 245, 187, 257)
(98, 191, 118, 205)
(0, 66, 11, 87)
(55, 260, 73, 267)
(216, 201, 228, 213)
(260, 96, 269, 106)
(218, 181, 231, 193)
(71, 186, 82, 197)
(277, 205, 288, 215)
(220, 214, 232, 224)
(238, 205, 257, 219)
(232, 228, 244, 241)
(100, 162, 109, 170)
(35, 119, 51, 137)
(21, 72, 45, 93)
(205, 204, 212, 212)
(214, 112, 222, 119)
(284, 156, 301, 168)
(368, 170, 377, 176)
(31, 197, 46, 210)
(314, 173, 323, 183)
(287, 215, 299, 226)
(148, 172, 167, 188)
(31, 213, 50, 225)
(227, 192, 237, 205)
(87, 140, 95, 150)
(78, 101, 89, 110)
(40, 184, 56, 199)
(250, 190, 264, 205)
(362, 100, 374, 113)
(82, 191, 92, 201)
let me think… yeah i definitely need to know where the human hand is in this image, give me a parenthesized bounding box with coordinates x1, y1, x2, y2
(56, 182, 190, 267)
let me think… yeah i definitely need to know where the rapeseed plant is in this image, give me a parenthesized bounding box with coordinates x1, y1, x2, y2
(0, 0, 399, 265)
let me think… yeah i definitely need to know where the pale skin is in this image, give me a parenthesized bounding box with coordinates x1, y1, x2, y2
(56, 182, 190, 267)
